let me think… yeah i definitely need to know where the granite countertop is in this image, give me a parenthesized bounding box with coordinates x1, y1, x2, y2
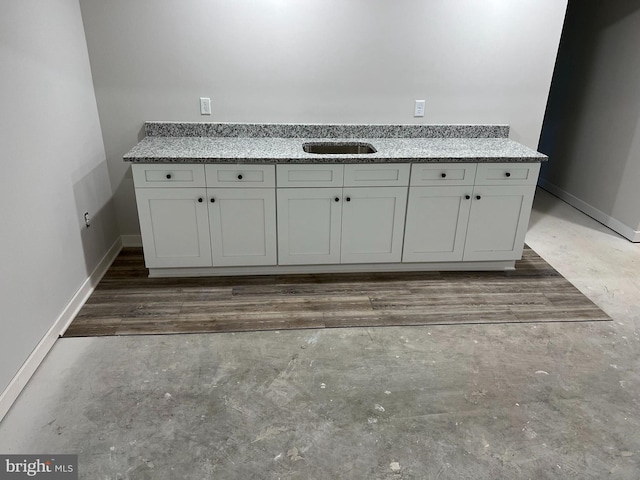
(123, 122, 547, 164)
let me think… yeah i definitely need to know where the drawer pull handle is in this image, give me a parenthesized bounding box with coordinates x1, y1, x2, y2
(198, 197, 203, 203)
(210, 198, 215, 203)
(345, 196, 351, 202)
(464, 195, 471, 200)
(166, 174, 172, 179)
(476, 195, 481, 200)
(505, 172, 511, 177)
(334, 197, 340, 202)
(441, 173, 447, 178)
(237, 174, 243, 180)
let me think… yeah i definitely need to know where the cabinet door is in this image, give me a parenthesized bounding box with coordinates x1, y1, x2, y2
(402, 186, 472, 262)
(207, 188, 277, 266)
(277, 188, 343, 265)
(135, 188, 212, 268)
(341, 187, 408, 263)
(463, 185, 536, 261)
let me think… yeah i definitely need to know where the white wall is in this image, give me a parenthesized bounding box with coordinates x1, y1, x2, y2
(539, 1, 640, 241)
(78, 0, 568, 236)
(0, 1, 118, 400)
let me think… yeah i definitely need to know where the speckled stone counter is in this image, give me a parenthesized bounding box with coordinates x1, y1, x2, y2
(123, 122, 547, 164)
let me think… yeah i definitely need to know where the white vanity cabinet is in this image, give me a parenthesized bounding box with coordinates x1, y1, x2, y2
(133, 164, 277, 268)
(276, 164, 410, 265)
(402, 164, 476, 262)
(276, 165, 344, 265)
(341, 164, 409, 264)
(463, 163, 540, 261)
(131, 161, 541, 276)
(205, 164, 277, 266)
(402, 162, 540, 263)
(133, 165, 212, 268)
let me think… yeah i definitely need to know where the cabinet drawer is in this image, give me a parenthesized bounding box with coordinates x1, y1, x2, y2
(410, 163, 477, 186)
(475, 162, 541, 186)
(344, 163, 410, 187)
(205, 164, 275, 187)
(277, 164, 344, 187)
(132, 164, 205, 188)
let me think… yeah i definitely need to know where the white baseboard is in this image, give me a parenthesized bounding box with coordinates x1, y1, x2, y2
(538, 179, 640, 242)
(0, 237, 123, 421)
(148, 260, 517, 277)
(121, 234, 142, 247)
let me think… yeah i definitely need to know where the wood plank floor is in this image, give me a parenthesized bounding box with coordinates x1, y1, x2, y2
(64, 246, 611, 337)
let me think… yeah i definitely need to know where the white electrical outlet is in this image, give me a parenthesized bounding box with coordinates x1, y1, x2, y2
(200, 97, 212, 115)
(414, 100, 425, 117)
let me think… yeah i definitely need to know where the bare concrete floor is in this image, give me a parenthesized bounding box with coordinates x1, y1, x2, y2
(1, 188, 639, 479)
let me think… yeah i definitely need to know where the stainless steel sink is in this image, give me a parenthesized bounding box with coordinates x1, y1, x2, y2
(302, 142, 377, 154)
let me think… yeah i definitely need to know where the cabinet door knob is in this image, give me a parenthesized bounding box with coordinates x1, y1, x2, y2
(476, 195, 481, 200)
(198, 197, 203, 203)
(505, 172, 511, 177)
(334, 197, 340, 202)
(237, 174, 243, 180)
(441, 173, 447, 178)
(345, 196, 351, 202)
(166, 173, 172, 179)
(465, 195, 471, 200)
(210, 198, 215, 203)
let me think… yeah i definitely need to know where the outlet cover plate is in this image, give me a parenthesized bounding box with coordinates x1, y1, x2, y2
(200, 97, 212, 115)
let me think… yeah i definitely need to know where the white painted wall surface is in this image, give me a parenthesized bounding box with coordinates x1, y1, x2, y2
(78, 0, 568, 236)
(0, 1, 118, 399)
(539, 2, 640, 241)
